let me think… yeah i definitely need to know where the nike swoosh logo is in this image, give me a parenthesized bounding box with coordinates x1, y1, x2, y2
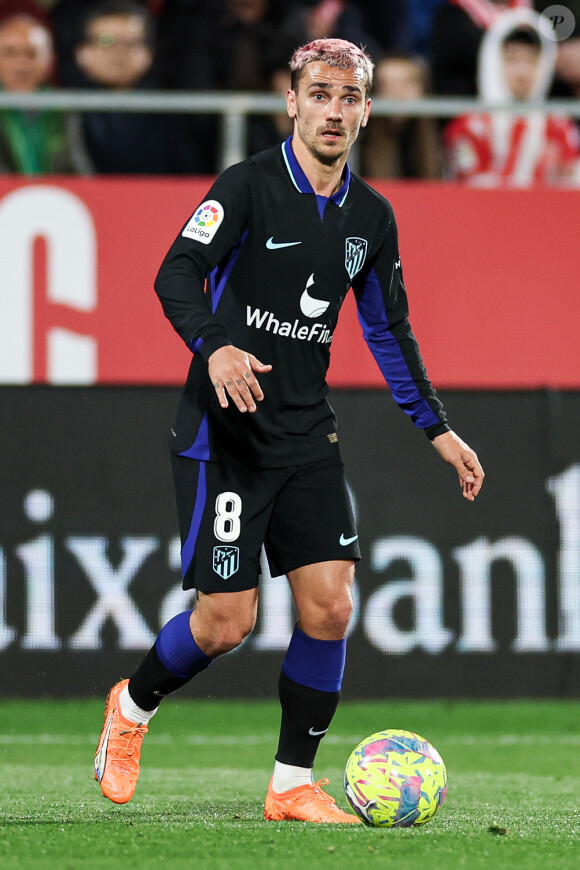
(339, 533, 358, 546)
(308, 727, 328, 737)
(95, 714, 114, 781)
(266, 237, 302, 249)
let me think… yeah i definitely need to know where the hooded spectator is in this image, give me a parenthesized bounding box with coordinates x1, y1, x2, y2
(431, 0, 533, 96)
(443, 8, 580, 186)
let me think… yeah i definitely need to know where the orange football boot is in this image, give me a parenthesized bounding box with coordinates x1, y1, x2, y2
(264, 777, 362, 824)
(94, 678, 148, 804)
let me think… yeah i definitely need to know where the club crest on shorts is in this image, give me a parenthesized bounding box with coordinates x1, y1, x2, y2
(213, 546, 240, 580)
(345, 237, 368, 280)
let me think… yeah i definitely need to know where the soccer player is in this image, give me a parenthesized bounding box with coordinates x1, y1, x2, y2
(95, 37, 485, 823)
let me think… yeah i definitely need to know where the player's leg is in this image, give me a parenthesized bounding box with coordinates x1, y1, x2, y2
(95, 588, 258, 804)
(276, 558, 354, 779)
(264, 559, 361, 823)
(263, 457, 361, 823)
(127, 587, 259, 710)
(95, 456, 266, 804)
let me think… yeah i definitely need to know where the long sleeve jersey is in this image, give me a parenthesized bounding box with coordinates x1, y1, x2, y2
(155, 137, 448, 468)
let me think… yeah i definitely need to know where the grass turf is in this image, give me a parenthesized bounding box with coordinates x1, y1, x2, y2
(1, 698, 579, 870)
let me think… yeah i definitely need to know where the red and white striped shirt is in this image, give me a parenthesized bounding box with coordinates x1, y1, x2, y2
(444, 111, 580, 186)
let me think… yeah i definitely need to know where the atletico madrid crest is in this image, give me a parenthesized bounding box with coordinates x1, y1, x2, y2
(345, 237, 368, 280)
(213, 546, 240, 580)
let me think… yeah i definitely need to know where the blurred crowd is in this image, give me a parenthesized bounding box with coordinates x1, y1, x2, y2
(1, 0, 580, 184)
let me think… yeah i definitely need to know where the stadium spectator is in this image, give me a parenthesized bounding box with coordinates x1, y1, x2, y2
(244, 39, 295, 155)
(73, 0, 211, 173)
(156, 0, 298, 90)
(48, 0, 152, 87)
(280, 1, 382, 62)
(75, 1, 155, 90)
(443, 9, 580, 186)
(431, 0, 532, 96)
(355, 0, 412, 55)
(155, 0, 301, 164)
(359, 53, 442, 179)
(0, 14, 89, 173)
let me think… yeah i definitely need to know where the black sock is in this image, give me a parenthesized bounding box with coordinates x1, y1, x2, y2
(275, 671, 340, 768)
(128, 642, 194, 711)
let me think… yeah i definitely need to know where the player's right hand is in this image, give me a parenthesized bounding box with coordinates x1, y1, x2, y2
(208, 345, 272, 413)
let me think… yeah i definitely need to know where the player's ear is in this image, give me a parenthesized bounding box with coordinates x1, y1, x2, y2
(286, 88, 297, 119)
(360, 98, 371, 128)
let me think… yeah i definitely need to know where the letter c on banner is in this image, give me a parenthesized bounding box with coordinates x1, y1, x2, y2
(0, 185, 97, 383)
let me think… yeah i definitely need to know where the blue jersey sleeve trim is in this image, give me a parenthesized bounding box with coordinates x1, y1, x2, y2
(188, 232, 248, 355)
(356, 268, 441, 430)
(208, 230, 249, 313)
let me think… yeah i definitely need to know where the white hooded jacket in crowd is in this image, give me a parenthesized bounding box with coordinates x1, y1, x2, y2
(444, 7, 580, 186)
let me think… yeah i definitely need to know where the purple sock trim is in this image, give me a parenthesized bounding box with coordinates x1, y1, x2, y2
(156, 609, 212, 680)
(282, 625, 346, 693)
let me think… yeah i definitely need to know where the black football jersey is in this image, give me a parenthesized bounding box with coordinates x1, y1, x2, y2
(155, 137, 448, 468)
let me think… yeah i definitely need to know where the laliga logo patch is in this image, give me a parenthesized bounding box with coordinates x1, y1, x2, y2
(300, 273, 330, 318)
(345, 237, 368, 280)
(182, 199, 224, 245)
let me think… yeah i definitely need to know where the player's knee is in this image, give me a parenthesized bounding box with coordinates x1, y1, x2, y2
(308, 591, 353, 639)
(325, 595, 353, 636)
(203, 613, 256, 656)
(191, 589, 257, 656)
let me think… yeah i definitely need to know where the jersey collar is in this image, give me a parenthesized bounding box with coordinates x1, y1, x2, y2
(282, 136, 351, 208)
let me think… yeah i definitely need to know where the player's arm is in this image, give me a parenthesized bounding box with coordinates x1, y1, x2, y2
(352, 209, 448, 439)
(154, 164, 271, 412)
(353, 207, 484, 499)
(154, 164, 248, 359)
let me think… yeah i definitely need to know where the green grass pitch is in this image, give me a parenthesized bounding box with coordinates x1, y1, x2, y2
(1, 698, 579, 870)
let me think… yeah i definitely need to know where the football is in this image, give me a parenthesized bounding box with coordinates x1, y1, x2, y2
(344, 729, 448, 827)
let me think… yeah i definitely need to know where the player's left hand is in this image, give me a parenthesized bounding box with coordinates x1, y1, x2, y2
(431, 430, 484, 502)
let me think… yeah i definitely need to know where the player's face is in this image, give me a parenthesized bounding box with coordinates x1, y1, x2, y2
(287, 62, 371, 166)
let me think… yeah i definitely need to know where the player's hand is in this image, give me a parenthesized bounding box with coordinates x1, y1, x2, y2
(431, 430, 484, 502)
(208, 345, 272, 413)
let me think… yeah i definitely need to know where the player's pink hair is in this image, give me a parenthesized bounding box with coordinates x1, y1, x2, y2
(289, 38, 374, 97)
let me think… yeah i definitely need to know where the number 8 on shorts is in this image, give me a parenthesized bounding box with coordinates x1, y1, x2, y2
(214, 491, 242, 543)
